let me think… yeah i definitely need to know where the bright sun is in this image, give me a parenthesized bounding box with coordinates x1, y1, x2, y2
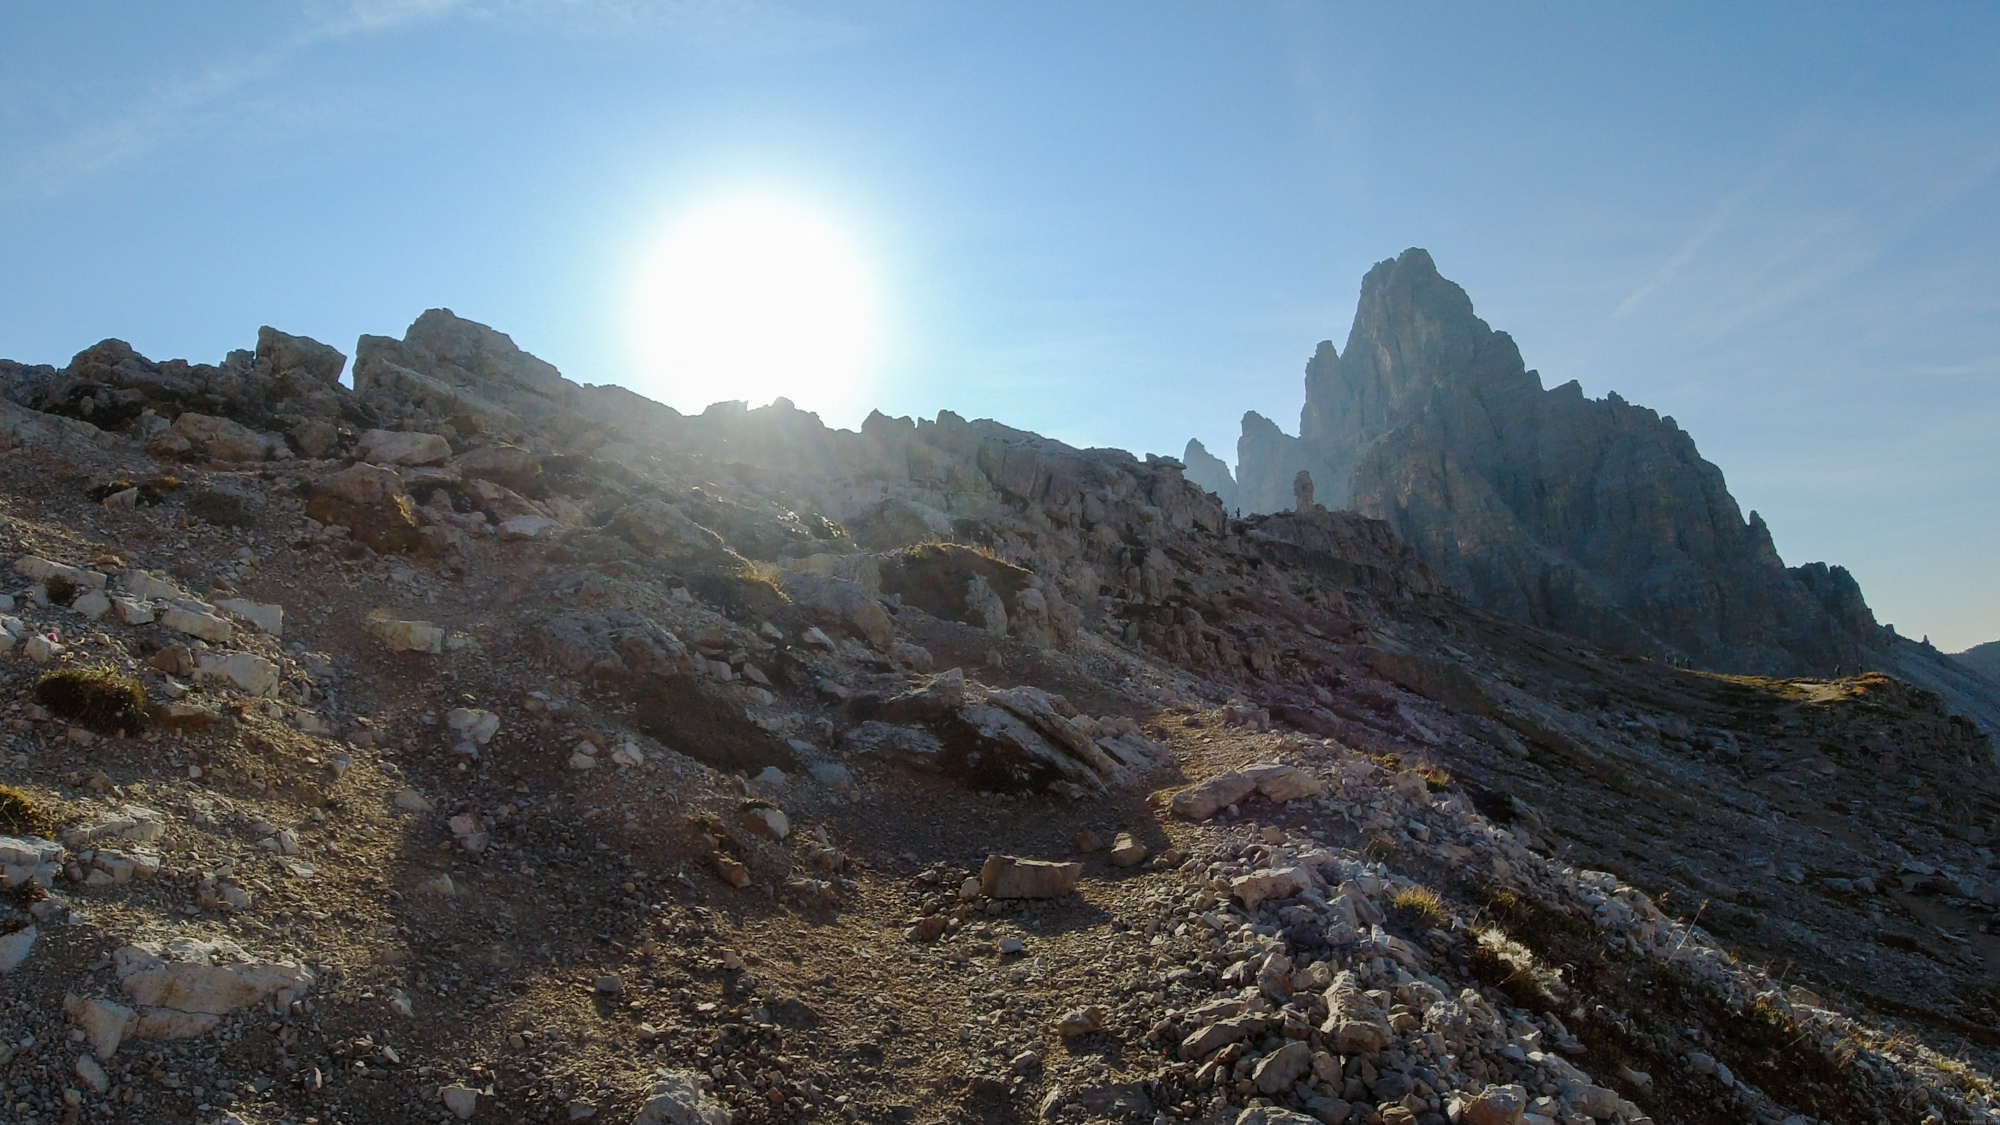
(628, 198, 879, 421)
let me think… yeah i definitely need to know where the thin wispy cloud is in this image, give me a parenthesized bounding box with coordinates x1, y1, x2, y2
(1618, 132, 2000, 356)
(5, 1, 457, 199)
(1611, 130, 1808, 320)
(4, 0, 862, 200)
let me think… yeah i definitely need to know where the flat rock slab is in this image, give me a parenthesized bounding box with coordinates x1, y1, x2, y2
(980, 854, 1082, 899)
(1171, 762, 1327, 819)
(115, 937, 313, 1018)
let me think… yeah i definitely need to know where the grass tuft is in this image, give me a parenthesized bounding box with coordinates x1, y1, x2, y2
(1388, 884, 1448, 930)
(35, 666, 148, 736)
(1414, 760, 1452, 791)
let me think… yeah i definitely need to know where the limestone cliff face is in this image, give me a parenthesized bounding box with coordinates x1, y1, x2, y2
(1208, 248, 1882, 677)
(1180, 438, 1237, 513)
(1235, 411, 1312, 516)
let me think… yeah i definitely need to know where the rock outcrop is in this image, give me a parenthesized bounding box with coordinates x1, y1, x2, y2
(1194, 249, 1942, 687)
(1180, 438, 1237, 512)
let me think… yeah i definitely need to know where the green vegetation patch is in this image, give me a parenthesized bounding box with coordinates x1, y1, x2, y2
(0, 784, 41, 835)
(1387, 884, 1448, 931)
(35, 666, 148, 736)
(43, 575, 77, 606)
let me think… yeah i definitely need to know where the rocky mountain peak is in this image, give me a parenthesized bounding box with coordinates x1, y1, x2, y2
(1299, 248, 1541, 506)
(1188, 251, 1997, 728)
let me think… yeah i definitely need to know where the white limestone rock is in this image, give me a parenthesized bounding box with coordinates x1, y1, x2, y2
(217, 598, 283, 636)
(366, 608, 444, 654)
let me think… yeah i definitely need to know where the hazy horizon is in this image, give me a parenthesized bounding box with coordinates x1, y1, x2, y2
(2, 2, 1995, 649)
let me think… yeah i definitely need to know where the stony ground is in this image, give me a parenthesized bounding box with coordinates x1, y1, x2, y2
(0, 316, 1997, 1125)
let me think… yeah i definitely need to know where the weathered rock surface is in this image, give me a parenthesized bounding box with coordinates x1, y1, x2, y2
(256, 325, 347, 385)
(357, 428, 451, 466)
(168, 412, 283, 462)
(0, 925, 34, 973)
(366, 608, 445, 653)
(308, 463, 422, 553)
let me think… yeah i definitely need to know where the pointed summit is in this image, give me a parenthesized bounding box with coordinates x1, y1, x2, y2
(1207, 249, 1882, 677)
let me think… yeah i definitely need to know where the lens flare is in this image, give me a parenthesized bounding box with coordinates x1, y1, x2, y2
(627, 198, 879, 424)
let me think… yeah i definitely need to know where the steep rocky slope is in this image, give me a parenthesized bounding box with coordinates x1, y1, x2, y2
(1183, 250, 2000, 735)
(0, 314, 1995, 1125)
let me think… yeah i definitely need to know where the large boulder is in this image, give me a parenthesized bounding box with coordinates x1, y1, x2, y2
(357, 428, 451, 466)
(1319, 970, 1391, 1053)
(0, 925, 34, 974)
(939, 700, 1101, 792)
(452, 442, 542, 492)
(255, 327, 346, 384)
(168, 412, 281, 462)
(1458, 1084, 1528, 1125)
(606, 500, 729, 560)
(1170, 763, 1326, 819)
(109, 937, 312, 1043)
(1229, 865, 1312, 910)
(2, 835, 65, 888)
(365, 609, 445, 654)
(978, 854, 1082, 899)
(307, 463, 421, 553)
(351, 309, 577, 438)
(535, 612, 693, 684)
(778, 571, 894, 651)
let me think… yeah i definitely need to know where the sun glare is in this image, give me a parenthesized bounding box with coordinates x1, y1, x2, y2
(627, 198, 879, 423)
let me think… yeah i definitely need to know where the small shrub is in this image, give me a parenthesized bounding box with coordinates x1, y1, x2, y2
(1414, 760, 1452, 791)
(1388, 884, 1447, 930)
(1363, 834, 1398, 861)
(1466, 928, 1562, 1012)
(43, 575, 77, 605)
(35, 667, 148, 736)
(0, 784, 40, 835)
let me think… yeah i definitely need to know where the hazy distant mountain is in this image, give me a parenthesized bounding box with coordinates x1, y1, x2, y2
(1956, 641, 2000, 684)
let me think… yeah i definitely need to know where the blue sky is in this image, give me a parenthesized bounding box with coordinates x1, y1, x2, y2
(2, 2, 1997, 649)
